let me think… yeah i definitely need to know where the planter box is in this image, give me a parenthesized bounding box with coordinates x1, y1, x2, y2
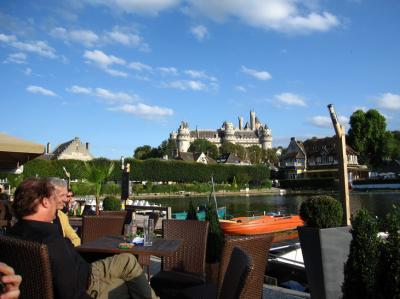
(298, 226, 351, 299)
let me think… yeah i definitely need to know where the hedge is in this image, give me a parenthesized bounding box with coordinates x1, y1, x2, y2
(18, 157, 269, 185)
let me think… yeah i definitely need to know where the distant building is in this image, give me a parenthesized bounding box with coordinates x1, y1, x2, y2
(41, 137, 94, 161)
(170, 111, 272, 153)
(216, 153, 251, 165)
(175, 152, 216, 164)
(280, 136, 368, 180)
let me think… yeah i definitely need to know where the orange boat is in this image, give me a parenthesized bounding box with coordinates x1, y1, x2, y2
(219, 215, 304, 241)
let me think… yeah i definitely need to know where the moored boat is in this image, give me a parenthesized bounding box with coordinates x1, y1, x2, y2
(219, 214, 304, 236)
(172, 206, 226, 220)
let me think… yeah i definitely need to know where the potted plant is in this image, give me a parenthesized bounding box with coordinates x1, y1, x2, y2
(102, 196, 122, 211)
(298, 195, 352, 299)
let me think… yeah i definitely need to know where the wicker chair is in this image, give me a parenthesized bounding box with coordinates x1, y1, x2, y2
(99, 210, 128, 229)
(81, 215, 125, 244)
(0, 235, 53, 299)
(218, 234, 274, 299)
(150, 219, 209, 298)
(178, 246, 254, 299)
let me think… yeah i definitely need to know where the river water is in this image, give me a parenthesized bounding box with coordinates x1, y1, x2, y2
(150, 191, 400, 219)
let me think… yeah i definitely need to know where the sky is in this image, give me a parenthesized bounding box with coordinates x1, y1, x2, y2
(1, 0, 399, 159)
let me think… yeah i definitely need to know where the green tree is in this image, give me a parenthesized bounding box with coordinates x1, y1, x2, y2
(219, 141, 237, 155)
(347, 109, 390, 166)
(188, 139, 218, 159)
(263, 148, 279, 164)
(83, 158, 115, 215)
(134, 145, 152, 160)
(247, 145, 263, 164)
(159, 139, 177, 159)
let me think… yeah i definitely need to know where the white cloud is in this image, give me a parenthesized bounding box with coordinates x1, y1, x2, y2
(94, 88, 137, 103)
(24, 68, 32, 76)
(0, 33, 56, 58)
(66, 85, 92, 94)
(89, 0, 180, 16)
(164, 80, 206, 91)
(51, 27, 99, 47)
(129, 61, 153, 72)
(377, 93, 400, 110)
(190, 25, 209, 41)
(185, 0, 340, 34)
(235, 85, 247, 92)
(26, 85, 57, 97)
(84, 49, 127, 77)
(241, 65, 271, 81)
(109, 103, 174, 119)
(107, 28, 142, 47)
(275, 92, 306, 106)
(4, 52, 27, 64)
(184, 69, 217, 81)
(158, 67, 178, 75)
(308, 115, 349, 128)
(84, 49, 125, 68)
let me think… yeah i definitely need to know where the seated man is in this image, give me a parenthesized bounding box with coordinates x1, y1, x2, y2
(0, 262, 22, 299)
(49, 177, 81, 246)
(8, 177, 158, 299)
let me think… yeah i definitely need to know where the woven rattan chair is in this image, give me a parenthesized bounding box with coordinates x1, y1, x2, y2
(81, 215, 125, 244)
(150, 219, 209, 298)
(178, 246, 254, 299)
(0, 235, 53, 299)
(218, 234, 274, 299)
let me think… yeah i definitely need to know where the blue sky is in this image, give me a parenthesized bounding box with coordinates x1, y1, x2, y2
(1, 0, 399, 159)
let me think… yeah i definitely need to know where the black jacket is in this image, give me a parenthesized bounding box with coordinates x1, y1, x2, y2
(8, 220, 91, 299)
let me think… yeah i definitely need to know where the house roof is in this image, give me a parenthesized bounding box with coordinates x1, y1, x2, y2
(303, 136, 358, 157)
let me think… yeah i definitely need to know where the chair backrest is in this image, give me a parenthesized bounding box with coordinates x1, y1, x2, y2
(218, 246, 253, 299)
(162, 219, 209, 274)
(218, 234, 274, 299)
(81, 215, 125, 244)
(0, 201, 6, 220)
(0, 235, 54, 299)
(99, 210, 128, 225)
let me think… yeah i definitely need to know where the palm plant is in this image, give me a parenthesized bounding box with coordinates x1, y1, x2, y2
(83, 158, 114, 215)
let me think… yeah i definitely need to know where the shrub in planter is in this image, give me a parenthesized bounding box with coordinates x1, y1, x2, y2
(372, 206, 400, 299)
(102, 196, 122, 211)
(342, 209, 379, 299)
(186, 200, 198, 220)
(299, 195, 343, 228)
(298, 195, 350, 299)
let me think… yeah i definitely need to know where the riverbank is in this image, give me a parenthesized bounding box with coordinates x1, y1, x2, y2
(127, 187, 286, 200)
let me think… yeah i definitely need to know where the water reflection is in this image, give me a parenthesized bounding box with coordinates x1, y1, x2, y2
(150, 191, 400, 219)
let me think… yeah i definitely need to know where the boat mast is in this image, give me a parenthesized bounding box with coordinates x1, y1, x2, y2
(211, 175, 218, 209)
(327, 104, 350, 226)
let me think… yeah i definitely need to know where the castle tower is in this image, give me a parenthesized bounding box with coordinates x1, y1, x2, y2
(177, 121, 191, 152)
(250, 111, 256, 131)
(223, 121, 236, 143)
(238, 116, 243, 130)
(259, 125, 273, 150)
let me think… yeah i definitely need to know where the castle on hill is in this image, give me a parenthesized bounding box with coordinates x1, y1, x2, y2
(170, 111, 272, 153)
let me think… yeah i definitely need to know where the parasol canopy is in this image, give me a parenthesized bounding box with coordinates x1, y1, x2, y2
(0, 132, 44, 172)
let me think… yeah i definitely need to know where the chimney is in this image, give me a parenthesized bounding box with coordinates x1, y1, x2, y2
(86, 142, 89, 151)
(238, 116, 243, 130)
(291, 137, 295, 141)
(46, 142, 51, 154)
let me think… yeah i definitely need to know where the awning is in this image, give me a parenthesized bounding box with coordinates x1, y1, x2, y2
(0, 133, 44, 172)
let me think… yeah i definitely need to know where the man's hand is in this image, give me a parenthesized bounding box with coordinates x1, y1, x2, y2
(0, 262, 22, 299)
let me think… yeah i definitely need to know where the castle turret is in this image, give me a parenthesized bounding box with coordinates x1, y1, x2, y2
(238, 116, 243, 130)
(250, 111, 256, 131)
(259, 125, 272, 150)
(177, 121, 191, 152)
(223, 121, 236, 143)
